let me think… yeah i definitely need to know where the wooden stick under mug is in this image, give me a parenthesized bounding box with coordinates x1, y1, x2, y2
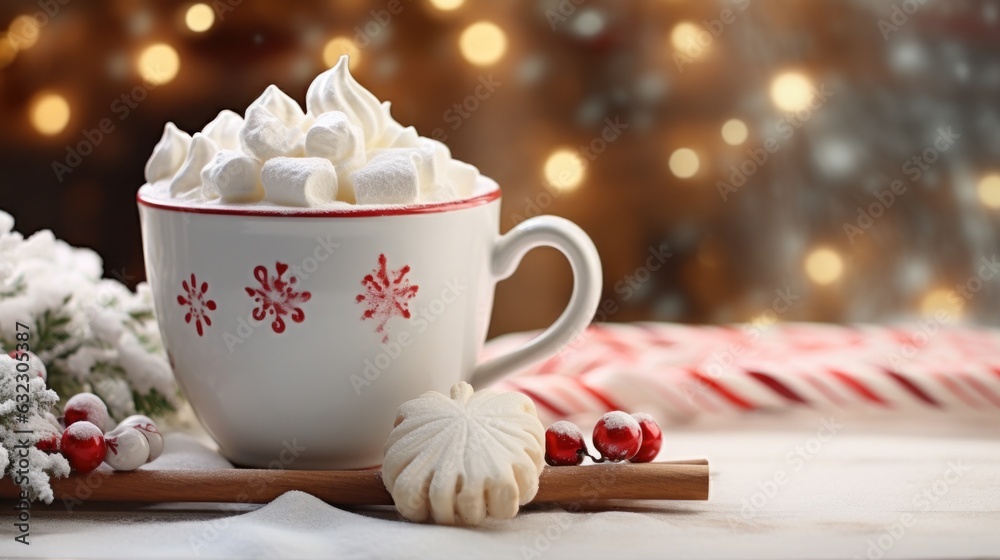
(0, 459, 709, 506)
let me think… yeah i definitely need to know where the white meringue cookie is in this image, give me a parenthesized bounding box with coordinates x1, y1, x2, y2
(261, 156, 338, 207)
(202, 110, 245, 151)
(241, 85, 311, 161)
(351, 152, 419, 205)
(201, 150, 264, 203)
(382, 382, 545, 526)
(304, 111, 366, 202)
(144, 123, 191, 183)
(169, 133, 218, 197)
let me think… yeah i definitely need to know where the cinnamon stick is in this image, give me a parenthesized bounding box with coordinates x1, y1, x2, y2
(0, 459, 709, 506)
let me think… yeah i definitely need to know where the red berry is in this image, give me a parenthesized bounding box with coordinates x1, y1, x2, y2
(593, 411, 642, 462)
(545, 421, 587, 466)
(36, 433, 61, 453)
(64, 393, 110, 431)
(60, 421, 106, 473)
(629, 413, 663, 463)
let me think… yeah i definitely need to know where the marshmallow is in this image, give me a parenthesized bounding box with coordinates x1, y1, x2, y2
(261, 157, 338, 207)
(202, 110, 244, 151)
(304, 111, 366, 202)
(169, 133, 218, 197)
(423, 181, 458, 202)
(372, 138, 452, 198)
(241, 85, 310, 161)
(351, 152, 419, 205)
(147, 55, 484, 208)
(447, 160, 480, 198)
(145, 123, 191, 183)
(201, 150, 263, 203)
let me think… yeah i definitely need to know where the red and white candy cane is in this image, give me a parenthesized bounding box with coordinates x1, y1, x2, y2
(486, 322, 1000, 424)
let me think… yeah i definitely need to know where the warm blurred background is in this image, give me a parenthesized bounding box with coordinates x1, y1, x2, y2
(2, 0, 999, 337)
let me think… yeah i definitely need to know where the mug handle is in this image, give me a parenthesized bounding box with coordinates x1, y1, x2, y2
(469, 215, 602, 389)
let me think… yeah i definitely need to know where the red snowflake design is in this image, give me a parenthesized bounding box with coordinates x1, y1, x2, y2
(245, 262, 312, 334)
(177, 273, 217, 337)
(356, 254, 419, 343)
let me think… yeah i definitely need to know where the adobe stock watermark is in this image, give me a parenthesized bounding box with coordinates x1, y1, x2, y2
(6, 0, 71, 50)
(509, 116, 629, 225)
(728, 417, 842, 528)
(717, 83, 834, 201)
(853, 460, 971, 560)
(681, 287, 799, 403)
(885, 255, 999, 369)
(843, 126, 959, 244)
(350, 277, 466, 394)
(558, 243, 672, 357)
(51, 62, 176, 182)
(520, 465, 621, 559)
(223, 236, 341, 353)
(430, 74, 502, 142)
(672, 0, 751, 72)
(209, 0, 244, 21)
(877, 0, 930, 41)
(188, 439, 307, 555)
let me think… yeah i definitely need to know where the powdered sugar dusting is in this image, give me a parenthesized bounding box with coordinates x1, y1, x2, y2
(631, 412, 655, 423)
(65, 420, 104, 439)
(600, 411, 639, 431)
(548, 420, 582, 437)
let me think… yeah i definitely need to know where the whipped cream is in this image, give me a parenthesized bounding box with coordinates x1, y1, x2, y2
(141, 56, 488, 208)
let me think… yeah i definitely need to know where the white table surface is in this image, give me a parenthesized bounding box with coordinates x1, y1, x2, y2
(6, 409, 1000, 560)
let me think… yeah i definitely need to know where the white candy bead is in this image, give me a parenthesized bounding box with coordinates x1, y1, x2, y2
(120, 415, 164, 462)
(103, 425, 150, 471)
(261, 157, 338, 207)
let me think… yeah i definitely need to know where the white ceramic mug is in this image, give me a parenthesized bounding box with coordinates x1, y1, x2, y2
(138, 178, 602, 469)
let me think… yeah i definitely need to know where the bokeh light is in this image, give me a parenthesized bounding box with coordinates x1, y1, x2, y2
(8, 15, 40, 50)
(30, 93, 70, 136)
(668, 148, 700, 179)
(976, 174, 1000, 208)
(459, 21, 507, 66)
(721, 119, 748, 145)
(428, 0, 464, 11)
(920, 288, 962, 318)
(0, 35, 16, 69)
(544, 149, 586, 191)
(770, 72, 814, 112)
(137, 43, 180, 85)
(804, 248, 843, 285)
(323, 37, 360, 68)
(670, 22, 707, 56)
(185, 4, 215, 33)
